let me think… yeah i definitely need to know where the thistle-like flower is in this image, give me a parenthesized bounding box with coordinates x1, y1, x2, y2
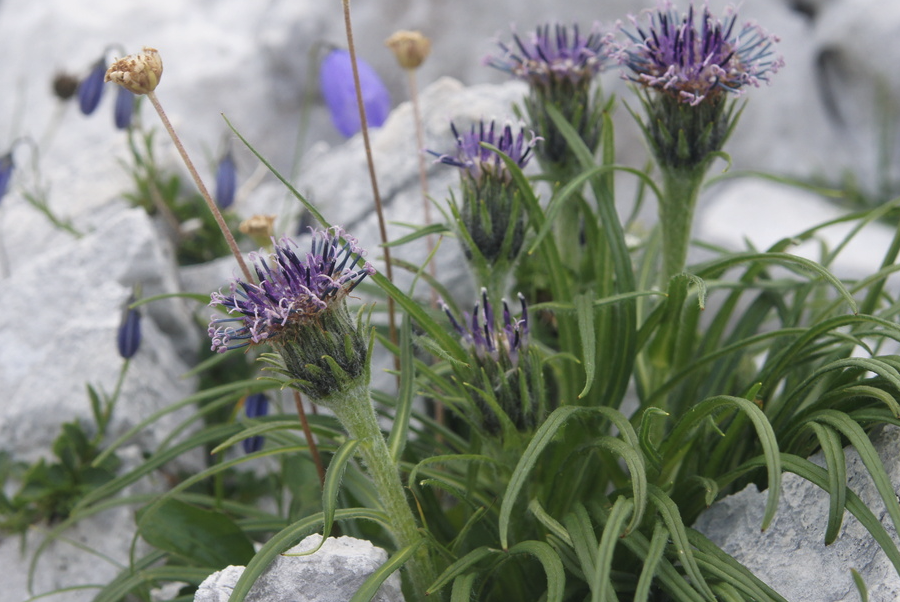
(78, 58, 107, 116)
(486, 24, 612, 169)
(208, 227, 374, 402)
(319, 49, 390, 138)
(105, 47, 163, 95)
(444, 290, 543, 433)
(431, 120, 538, 265)
(617, 2, 783, 170)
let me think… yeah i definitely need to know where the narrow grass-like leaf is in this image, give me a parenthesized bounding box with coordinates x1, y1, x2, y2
(388, 313, 415, 461)
(582, 436, 647, 534)
(350, 540, 424, 602)
(576, 292, 597, 398)
(851, 568, 868, 602)
(210, 420, 304, 454)
(427, 546, 496, 595)
(804, 421, 846, 543)
(382, 222, 450, 247)
(593, 496, 633, 602)
(529, 498, 573, 546)
(564, 503, 599, 588)
(508, 540, 566, 602)
(450, 572, 479, 602)
(634, 523, 668, 602)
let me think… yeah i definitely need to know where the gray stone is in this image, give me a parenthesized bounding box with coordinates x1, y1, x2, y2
(194, 535, 404, 602)
(694, 425, 900, 602)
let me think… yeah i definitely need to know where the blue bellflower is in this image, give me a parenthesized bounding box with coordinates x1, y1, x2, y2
(209, 227, 374, 401)
(214, 151, 237, 210)
(0, 152, 13, 203)
(242, 393, 270, 454)
(114, 86, 135, 129)
(117, 296, 142, 359)
(618, 2, 783, 106)
(78, 58, 107, 116)
(319, 49, 390, 138)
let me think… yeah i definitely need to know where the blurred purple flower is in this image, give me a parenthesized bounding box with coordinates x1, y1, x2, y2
(214, 150, 237, 210)
(486, 23, 612, 89)
(0, 152, 13, 203)
(319, 49, 390, 138)
(242, 393, 270, 454)
(114, 86, 135, 129)
(78, 58, 107, 116)
(117, 296, 142, 359)
(617, 2, 783, 106)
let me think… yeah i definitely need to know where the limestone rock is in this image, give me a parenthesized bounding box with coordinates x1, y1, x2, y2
(694, 426, 900, 602)
(194, 535, 404, 602)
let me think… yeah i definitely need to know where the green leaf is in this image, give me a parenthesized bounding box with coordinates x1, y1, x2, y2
(137, 499, 254, 568)
(592, 496, 633, 602)
(388, 313, 416, 462)
(350, 540, 424, 602)
(508, 540, 566, 602)
(804, 422, 846, 543)
(576, 292, 597, 398)
(427, 546, 496, 595)
(851, 568, 868, 602)
(634, 523, 669, 602)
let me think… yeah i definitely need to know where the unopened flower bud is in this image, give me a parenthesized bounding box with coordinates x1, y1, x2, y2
(117, 295, 142, 359)
(114, 86, 135, 129)
(385, 30, 431, 70)
(239, 214, 276, 248)
(78, 58, 107, 115)
(105, 47, 163, 95)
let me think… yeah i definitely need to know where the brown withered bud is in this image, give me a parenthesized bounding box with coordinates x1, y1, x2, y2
(385, 30, 431, 70)
(239, 214, 277, 248)
(52, 72, 80, 101)
(105, 47, 163, 95)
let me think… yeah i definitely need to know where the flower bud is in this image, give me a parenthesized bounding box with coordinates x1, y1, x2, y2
(105, 47, 163, 95)
(214, 151, 237, 210)
(114, 86, 135, 130)
(0, 152, 14, 204)
(78, 58, 107, 115)
(117, 295, 142, 359)
(242, 393, 270, 454)
(385, 30, 431, 70)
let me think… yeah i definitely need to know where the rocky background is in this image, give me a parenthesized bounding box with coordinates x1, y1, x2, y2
(0, 0, 899, 600)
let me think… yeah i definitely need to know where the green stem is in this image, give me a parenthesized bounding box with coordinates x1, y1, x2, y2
(658, 167, 704, 284)
(329, 380, 433, 599)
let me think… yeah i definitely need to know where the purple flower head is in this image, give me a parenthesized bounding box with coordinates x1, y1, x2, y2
(78, 58, 107, 116)
(431, 120, 540, 184)
(618, 2, 783, 106)
(114, 86, 135, 130)
(486, 23, 613, 88)
(0, 152, 13, 203)
(443, 289, 529, 367)
(214, 150, 237, 210)
(117, 295, 142, 359)
(242, 393, 270, 454)
(208, 227, 374, 354)
(319, 49, 391, 138)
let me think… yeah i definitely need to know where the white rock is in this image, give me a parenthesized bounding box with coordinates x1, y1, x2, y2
(694, 425, 900, 602)
(194, 535, 404, 602)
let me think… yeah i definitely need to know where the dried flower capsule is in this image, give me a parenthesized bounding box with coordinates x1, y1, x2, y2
(319, 49, 390, 138)
(242, 393, 270, 454)
(78, 58, 107, 115)
(385, 30, 431, 70)
(105, 47, 163, 95)
(214, 151, 237, 210)
(0, 152, 13, 203)
(114, 86, 135, 130)
(117, 295, 142, 359)
(239, 214, 277, 248)
(52, 72, 80, 101)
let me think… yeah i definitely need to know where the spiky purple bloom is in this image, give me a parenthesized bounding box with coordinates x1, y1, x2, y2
(0, 152, 13, 203)
(444, 289, 529, 368)
(618, 2, 783, 106)
(209, 227, 374, 353)
(486, 23, 613, 89)
(78, 58, 107, 116)
(114, 86, 135, 130)
(117, 296, 142, 359)
(319, 49, 390, 138)
(214, 151, 237, 210)
(432, 120, 539, 184)
(242, 393, 269, 454)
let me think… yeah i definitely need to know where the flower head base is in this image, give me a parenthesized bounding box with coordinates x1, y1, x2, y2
(486, 23, 612, 90)
(209, 227, 374, 402)
(105, 47, 163, 95)
(444, 290, 544, 433)
(618, 3, 783, 106)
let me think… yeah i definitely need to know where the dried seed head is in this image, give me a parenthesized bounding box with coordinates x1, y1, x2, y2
(385, 30, 431, 70)
(239, 214, 276, 247)
(105, 47, 163, 95)
(52, 72, 80, 101)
